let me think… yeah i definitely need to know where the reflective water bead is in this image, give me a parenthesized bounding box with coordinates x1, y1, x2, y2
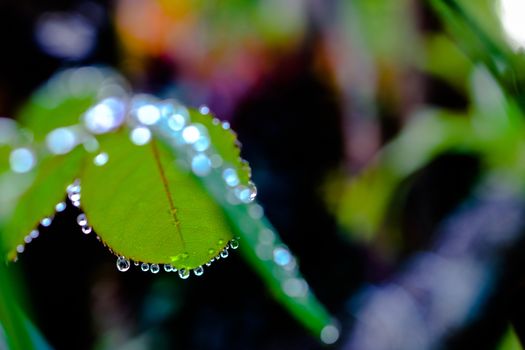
(130, 127, 151, 146)
(77, 213, 88, 226)
(41, 216, 53, 227)
(248, 204, 264, 219)
(93, 152, 109, 166)
(55, 202, 66, 212)
(220, 249, 229, 259)
(10, 148, 35, 173)
(193, 136, 210, 152)
(212, 118, 220, 125)
(320, 324, 340, 345)
(82, 226, 92, 234)
(273, 247, 292, 266)
(164, 264, 173, 272)
(72, 200, 81, 207)
(134, 261, 140, 266)
(210, 154, 223, 168)
(16, 244, 25, 253)
(24, 236, 32, 244)
(167, 113, 186, 131)
(136, 104, 161, 125)
(221, 121, 230, 130)
(236, 186, 253, 204)
(182, 125, 201, 144)
(206, 261, 212, 267)
(222, 168, 239, 187)
(193, 266, 204, 276)
(150, 264, 160, 274)
(46, 127, 77, 155)
(229, 239, 239, 250)
(84, 98, 126, 134)
(30, 229, 39, 239)
(141, 263, 150, 272)
(248, 182, 257, 201)
(199, 105, 210, 115)
(191, 153, 211, 176)
(178, 268, 190, 279)
(116, 256, 130, 272)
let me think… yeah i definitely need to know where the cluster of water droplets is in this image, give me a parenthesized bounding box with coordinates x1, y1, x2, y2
(114, 237, 240, 279)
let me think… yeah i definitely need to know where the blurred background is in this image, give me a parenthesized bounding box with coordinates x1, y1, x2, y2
(2, 0, 525, 349)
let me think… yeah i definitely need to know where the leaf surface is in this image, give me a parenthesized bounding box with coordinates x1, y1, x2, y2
(80, 130, 233, 268)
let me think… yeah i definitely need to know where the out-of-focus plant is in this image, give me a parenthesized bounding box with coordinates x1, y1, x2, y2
(0, 67, 338, 346)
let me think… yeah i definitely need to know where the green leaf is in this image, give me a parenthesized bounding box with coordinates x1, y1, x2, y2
(497, 326, 523, 350)
(80, 130, 233, 269)
(1, 147, 85, 260)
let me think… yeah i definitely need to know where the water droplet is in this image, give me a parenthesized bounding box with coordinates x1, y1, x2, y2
(178, 268, 190, 279)
(72, 200, 81, 207)
(193, 136, 210, 152)
(259, 229, 275, 244)
(82, 226, 92, 234)
(248, 204, 263, 219)
(24, 236, 32, 244)
(84, 98, 126, 134)
(235, 186, 253, 203)
(229, 239, 239, 250)
(41, 216, 53, 227)
(141, 263, 150, 272)
(93, 152, 109, 166)
(130, 127, 151, 146)
(10, 148, 35, 173)
(222, 121, 230, 130)
(191, 153, 211, 176)
(282, 277, 308, 298)
(134, 261, 140, 266)
(116, 256, 130, 272)
(55, 202, 66, 212)
(182, 125, 201, 144)
(136, 104, 161, 125)
(150, 264, 160, 274)
(210, 154, 223, 168)
(320, 324, 340, 345)
(193, 266, 204, 276)
(30, 230, 39, 239)
(16, 244, 24, 253)
(220, 249, 229, 259)
(248, 182, 257, 201)
(273, 247, 292, 266)
(164, 264, 173, 272)
(199, 105, 210, 114)
(206, 261, 212, 267)
(46, 127, 78, 155)
(222, 168, 239, 187)
(77, 213, 87, 226)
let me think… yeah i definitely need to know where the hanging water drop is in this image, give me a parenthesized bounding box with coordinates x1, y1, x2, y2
(193, 266, 204, 276)
(164, 264, 173, 272)
(30, 230, 39, 239)
(82, 226, 92, 234)
(41, 216, 53, 227)
(134, 261, 140, 266)
(55, 202, 66, 212)
(178, 268, 190, 279)
(229, 239, 239, 250)
(141, 263, 150, 272)
(220, 249, 229, 259)
(77, 213, 87, 226)
(116, 256, 130, 272)
(206, 261, 212, 267)
(24, 236, 32, 244)
(16, 244, 24, 253)
(150, 264, 160, 274)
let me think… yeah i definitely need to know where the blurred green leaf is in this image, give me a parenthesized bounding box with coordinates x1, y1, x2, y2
(1, 147, 85, 261)
(498, 326, 523, 350)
